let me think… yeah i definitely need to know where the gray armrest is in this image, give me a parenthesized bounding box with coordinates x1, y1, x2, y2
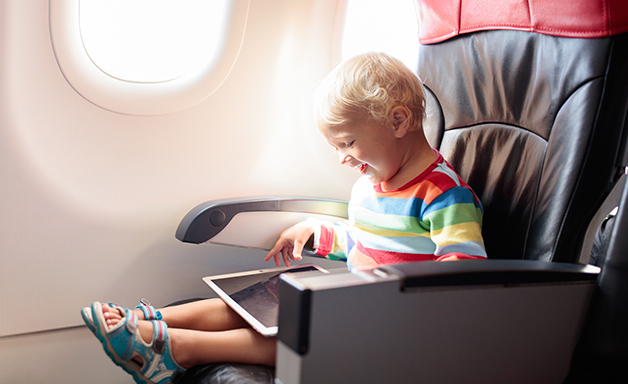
(276, 259, 600, 384)
(175, 197, 348, 244)
(381, 259, 599, 288)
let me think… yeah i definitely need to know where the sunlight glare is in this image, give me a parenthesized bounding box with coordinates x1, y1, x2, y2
(341, 0, 420, 71)
(79, 0, 231, 83)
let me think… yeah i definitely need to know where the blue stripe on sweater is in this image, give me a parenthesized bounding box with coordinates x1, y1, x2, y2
(423, 187, 481, 216)
(356, 187, 479, 218)
(354, 228, 437, 254)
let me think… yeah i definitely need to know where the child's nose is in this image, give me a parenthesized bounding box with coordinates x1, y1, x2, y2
(339, 153, 352, 165)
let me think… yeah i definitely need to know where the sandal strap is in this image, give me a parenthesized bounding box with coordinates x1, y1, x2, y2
(106, 302, 125, 316)
(120, 311, 140, 360)
(152, 320, 167, 354)
(136, 298, 163, 321)
(144, 320, 186, 383)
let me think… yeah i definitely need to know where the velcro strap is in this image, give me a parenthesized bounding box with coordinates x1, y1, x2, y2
(153, 321, 166, 354)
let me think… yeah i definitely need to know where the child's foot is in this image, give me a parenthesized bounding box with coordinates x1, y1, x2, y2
(91, 302, 189, 382)
(101, 300, 161, 328)
(101, 303, 144, 328)
(101, 304, 157, 348)
(100, 303, 192, 369)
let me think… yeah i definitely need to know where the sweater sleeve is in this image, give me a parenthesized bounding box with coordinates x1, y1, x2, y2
(424, 186, 487, 260)
(308, 218, 354, 262)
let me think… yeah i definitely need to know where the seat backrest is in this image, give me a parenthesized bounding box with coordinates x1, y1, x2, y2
(417, 0, 628, 262)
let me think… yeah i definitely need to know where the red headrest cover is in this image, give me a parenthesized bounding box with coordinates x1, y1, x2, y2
(418, 0, 628, 44)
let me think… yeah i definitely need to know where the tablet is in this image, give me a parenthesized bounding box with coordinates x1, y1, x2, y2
(202, 264, 328, 336)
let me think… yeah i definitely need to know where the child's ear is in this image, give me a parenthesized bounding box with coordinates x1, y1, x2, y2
(389, 106, 411, 138)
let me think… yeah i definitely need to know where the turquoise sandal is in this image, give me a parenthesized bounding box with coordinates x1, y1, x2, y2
(90, 301, 186, 384)
(81, 299, 162, 334)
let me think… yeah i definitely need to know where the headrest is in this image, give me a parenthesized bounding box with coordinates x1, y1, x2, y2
(418, 0, 628, 44)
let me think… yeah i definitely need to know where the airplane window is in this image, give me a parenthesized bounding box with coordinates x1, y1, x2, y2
(50, 0, 249, 115)
(341, 0, 420, 71)
(79, 0, 230, 83)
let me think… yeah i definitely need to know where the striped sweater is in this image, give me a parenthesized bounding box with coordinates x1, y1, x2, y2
(312, 150, 487, 267)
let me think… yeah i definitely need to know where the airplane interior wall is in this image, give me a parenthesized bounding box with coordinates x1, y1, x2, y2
(0, 0, 354, 382)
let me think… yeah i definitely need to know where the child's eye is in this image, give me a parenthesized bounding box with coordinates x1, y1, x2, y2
(346, 141, 355, 148)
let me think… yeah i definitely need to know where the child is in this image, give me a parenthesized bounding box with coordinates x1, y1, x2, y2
(265, 52, 486, 269)
(82, 52, 486, 384)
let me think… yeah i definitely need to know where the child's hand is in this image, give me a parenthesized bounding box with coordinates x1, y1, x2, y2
(264, 222, 316, 267)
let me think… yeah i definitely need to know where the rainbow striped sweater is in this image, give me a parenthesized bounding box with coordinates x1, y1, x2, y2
(312, 150, 487, 267)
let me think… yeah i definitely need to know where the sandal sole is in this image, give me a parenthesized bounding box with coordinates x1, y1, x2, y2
(80, 307, 96, 334)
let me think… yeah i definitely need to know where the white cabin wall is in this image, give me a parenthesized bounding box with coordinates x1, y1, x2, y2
(0, 0, 352, 346)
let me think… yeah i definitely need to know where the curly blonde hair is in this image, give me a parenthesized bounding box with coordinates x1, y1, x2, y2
(315, 52, 426, 131)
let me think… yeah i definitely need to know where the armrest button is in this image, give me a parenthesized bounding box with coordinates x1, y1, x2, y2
(209, 210, 227, 226)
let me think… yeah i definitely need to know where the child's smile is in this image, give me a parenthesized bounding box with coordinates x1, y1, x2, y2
(354, 162, 368, 176)
(346, 158, 369, 178)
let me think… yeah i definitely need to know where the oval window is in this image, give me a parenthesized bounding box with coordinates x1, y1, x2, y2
(50, 0, 250, 115)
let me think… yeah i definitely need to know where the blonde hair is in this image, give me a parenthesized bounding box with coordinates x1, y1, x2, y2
(315, 52, 426, 131)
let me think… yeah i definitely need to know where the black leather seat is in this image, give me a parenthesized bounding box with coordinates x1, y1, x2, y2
(421, 29, 628, 263)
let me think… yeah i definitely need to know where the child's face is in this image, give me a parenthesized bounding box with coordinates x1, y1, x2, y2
(320, 116, 404, 185)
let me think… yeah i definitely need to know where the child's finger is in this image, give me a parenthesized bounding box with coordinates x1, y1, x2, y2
(291, 239, 305, 261)
(265, 240, 286, 262)
(273, 248, 284, 266)
(264, 247, 277, 262)
(282, 248, 291, 267)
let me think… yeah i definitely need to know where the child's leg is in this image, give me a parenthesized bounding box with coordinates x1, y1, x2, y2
(168, 326, 276, 367)
(103, 298, 249, 332)
(100, 301, 276, 368)
(158, 299, 250, 331)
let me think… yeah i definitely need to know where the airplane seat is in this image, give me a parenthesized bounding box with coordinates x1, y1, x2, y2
(418, 5, 628, 264)
(175, 0, 628, 383)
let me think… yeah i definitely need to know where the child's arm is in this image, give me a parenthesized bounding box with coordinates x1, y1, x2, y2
(309, 219, 352, 261)
(265, 219, 352, 266)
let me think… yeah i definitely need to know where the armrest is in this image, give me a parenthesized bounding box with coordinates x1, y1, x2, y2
(175, 197, 348, 244)
(276, 259, 600, 384)
(380, 259, 600, 288)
